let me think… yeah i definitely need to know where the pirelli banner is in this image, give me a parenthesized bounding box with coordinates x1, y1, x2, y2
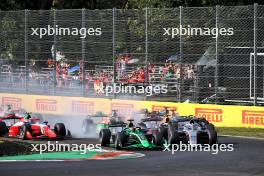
(0, 93, 264, 128)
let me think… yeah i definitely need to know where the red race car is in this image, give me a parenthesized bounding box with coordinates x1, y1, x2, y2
(0, 113, 67, 140)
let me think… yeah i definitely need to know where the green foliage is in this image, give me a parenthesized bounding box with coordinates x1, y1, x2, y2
(1, 15, 19, 60)
(124, 0, 171, 9)
(1, 0, 262, 10)
(0, 0, 25, 10)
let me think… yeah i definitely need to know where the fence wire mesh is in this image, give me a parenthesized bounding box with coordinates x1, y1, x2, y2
(0, 5, 264, 105)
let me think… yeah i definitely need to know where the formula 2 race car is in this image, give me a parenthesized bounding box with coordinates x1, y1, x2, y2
(167, 116, 218, 145)
(0, 112, 67, 140)
(82, 110, 125, 135)
(99, 119, 162, 150)
(137, 114, 167, 146)
(136, 107, 177, 145)
(137, 108, 217, 146)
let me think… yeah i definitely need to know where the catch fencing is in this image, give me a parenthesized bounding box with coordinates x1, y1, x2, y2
(1, 4, 264, 105)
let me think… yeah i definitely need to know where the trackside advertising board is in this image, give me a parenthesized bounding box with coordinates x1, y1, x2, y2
(0, 93, 263, 128)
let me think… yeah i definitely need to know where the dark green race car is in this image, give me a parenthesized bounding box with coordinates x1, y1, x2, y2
(99, 119, 163, 150)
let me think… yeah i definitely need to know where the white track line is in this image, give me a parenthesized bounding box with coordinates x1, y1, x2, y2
(220, 135, 264, 140)
(0, 160, 64, 162)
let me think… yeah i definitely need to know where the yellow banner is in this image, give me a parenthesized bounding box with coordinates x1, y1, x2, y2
(0, 93, 263, 128)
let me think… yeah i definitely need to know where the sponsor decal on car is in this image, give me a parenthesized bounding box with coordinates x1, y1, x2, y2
(36, 99, 57, 112)
(2, 97, 22, 110)
(242, 110, 264, 125)
(72, 101, 94, 115)
(195, 108, 223, 122)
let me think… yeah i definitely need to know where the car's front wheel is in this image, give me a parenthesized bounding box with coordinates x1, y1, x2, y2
(0, 121, 8, 137)
(19, 124, 30, 140)
(167, 124, 179, 145)
(206, 124, 217, 145)
(115, 132, 127, 150)
(153, 132, 164, 146)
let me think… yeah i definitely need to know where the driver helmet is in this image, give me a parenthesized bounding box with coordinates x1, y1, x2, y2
(128, 122, 136, 132)
(128, 122, 134, 128)
(24, 113, 32, 120)
(165, 117, 170, 123)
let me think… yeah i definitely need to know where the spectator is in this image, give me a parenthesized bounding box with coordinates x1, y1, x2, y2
(120, 58, 126, 75)
(187, 65, 195, 79)
(165, 64, 174, 79)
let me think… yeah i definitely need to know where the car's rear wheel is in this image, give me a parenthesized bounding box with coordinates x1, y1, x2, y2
(0, 121, 8, 137)
(99, 129, 111, 146)
(54, 123, 66, 136)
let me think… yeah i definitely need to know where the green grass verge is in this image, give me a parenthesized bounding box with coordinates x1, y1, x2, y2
(216, 127, 264, 138)
(0, 140, 34, 156)
(0, 150, 97, 160)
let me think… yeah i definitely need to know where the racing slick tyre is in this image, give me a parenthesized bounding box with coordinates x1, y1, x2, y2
(54, 123, 66, 137)
(82, 118, 95, 134)
(99, 129, 111, 147)
(159, 126, 168, 140)
(167, 124, 179, 145)
(206, 124, 217, 145)
(153, 131, 164, 146)
(115, 132, 127, 150)
(19, 123, 31, 140)
(0, 121, 8, 137)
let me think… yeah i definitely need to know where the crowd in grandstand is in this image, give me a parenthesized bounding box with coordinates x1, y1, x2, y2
(160, 62, 196, 80)
(0, 54, 196, 94)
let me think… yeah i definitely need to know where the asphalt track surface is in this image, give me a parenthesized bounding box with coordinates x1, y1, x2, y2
(0, 136, 263, 176)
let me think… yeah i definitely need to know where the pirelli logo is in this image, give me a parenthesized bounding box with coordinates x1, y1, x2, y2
(152, 105, 177, 112)
(72, 101, 94, 115)
(195, 108, 223, 122)
(242, 110, 264, 125)
(36, 99, 57, 112)
(111, 103, 134, 118)
(2, 97, 22, 110)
